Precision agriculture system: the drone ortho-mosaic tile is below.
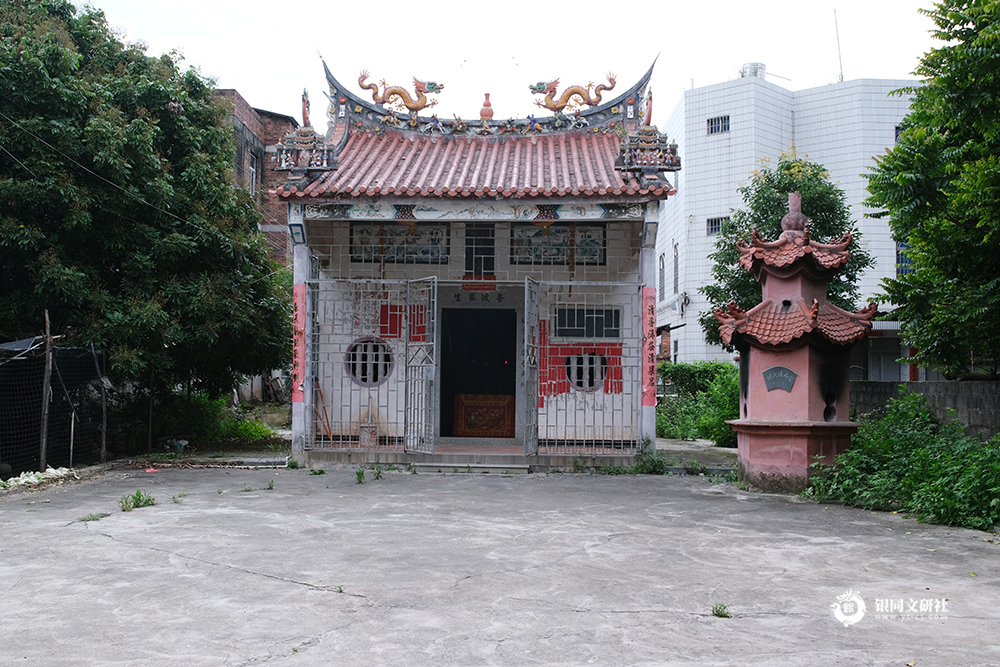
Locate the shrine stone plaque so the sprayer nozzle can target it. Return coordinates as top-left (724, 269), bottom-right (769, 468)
top-left (762, 366), bottom-right (797, 392)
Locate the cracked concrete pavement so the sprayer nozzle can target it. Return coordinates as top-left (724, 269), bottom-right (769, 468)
top-left (1, 466), bottom-right (998, 666)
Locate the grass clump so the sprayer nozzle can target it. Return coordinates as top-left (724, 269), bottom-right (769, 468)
top-left (807, 391), bottom-right (1000, 531)
top-left (119, 489), bottom-right (156, 512)
top-left (79, 513), bottom-right (110, 522)
top-left (711, 603), bottom-right (732, 618)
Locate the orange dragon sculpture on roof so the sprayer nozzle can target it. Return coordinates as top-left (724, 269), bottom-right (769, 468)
top-left (529, 72), bottom-right (616, 112)
top-left (358, 70), bottom-right (444, 112)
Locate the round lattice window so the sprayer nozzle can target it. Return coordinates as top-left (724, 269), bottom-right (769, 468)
top-left (565, 354), bottom-right (607, 391)
top-left (346, 339), bottom-right (393, 386)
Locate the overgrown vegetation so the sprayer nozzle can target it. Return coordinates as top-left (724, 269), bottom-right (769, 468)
top-left (807, 391), bottom-right (1000, 531)
top-left (598, 449), bottom-right (676, 476)
top-left (656, 361), bottom-right (739, 447)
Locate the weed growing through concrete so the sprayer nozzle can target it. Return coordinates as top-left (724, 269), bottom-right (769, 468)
top-left (310, 469), bottom-right (325, 475)
top-left (119, 490), bottom-right (156, 512)
top-left (356, 468), bottom-right (365, 484)
top-left (217, 489), bottom-right (223, 494)
top-left (263, 480), bottom-right (274, 491)
top-left (711, 603), bottom-right (732, 618)
top-left (240, 485), bottom-right (253, 492)
top-left (684, 460), bottom-right (708, 476)
top-left (372, 464), bottom-right (383, 480)
top-left (286, 459), bottom-right (300, 469)
top-left (79, 513), bottom-right (110, 522)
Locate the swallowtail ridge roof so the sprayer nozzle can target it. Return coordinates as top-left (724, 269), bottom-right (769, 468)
top-left (274, 60), bottom-right (678, 202)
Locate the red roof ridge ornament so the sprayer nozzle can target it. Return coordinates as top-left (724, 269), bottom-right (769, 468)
top-left (358, 70), bottom-right (444, 113)
top-left (529, 72), bottom-right (616, 112)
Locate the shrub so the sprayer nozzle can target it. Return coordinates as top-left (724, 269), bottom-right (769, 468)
top-left (696, 365), bottom-right (739, 448)
top-left (808, 391), bottom-right (1000, 531)
top-left (656, 361), bottom-right (739, 447)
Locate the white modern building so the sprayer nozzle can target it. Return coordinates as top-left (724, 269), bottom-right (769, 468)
top-left (656, 65), bottom-right (919, 380)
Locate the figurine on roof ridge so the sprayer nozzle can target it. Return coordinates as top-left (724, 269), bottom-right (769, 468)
top-left (530, 72), bottom-right (616, 112)
top-left (358, 70), bottom-right (444, 113)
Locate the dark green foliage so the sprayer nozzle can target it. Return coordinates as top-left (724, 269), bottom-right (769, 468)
top-left (696, 367), bottom-right (739, 448)
top-left (0, 1), bottom-right (290, 396)
top-left (865, 2), bottom-right (1000, 377)
top-left (150, 392), bottom-right (275, 444)
top-left (659, 360), bottom-right (735, 395)
top-left (655, 361), bottom-right (739, 446)
top-left (597, 449), bottom-right (675, 475)
top-left (808, 391), bottom-right (1000, 531)
top-left (699, 150), bottom-right (874, 349)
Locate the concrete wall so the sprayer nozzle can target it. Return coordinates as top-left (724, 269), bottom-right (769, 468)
top-left (851, 381), bottom-right (1000, 439)
top-left (657, 75), bottom-right (915, 365)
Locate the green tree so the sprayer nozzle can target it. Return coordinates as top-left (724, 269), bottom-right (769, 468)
top-left (0, 0), bottom-right (290, 395)
top-left (699, 149), bottom-right (875, 348)
top-left (865, 0), bottom-right (1000, 378)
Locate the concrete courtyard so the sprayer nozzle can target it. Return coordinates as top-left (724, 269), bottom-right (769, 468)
top-left (1, 465), bottom-right (997, 666)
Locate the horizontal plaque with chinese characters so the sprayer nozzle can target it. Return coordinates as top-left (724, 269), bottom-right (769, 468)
top-left (762, 366), bottom-right (797, 392)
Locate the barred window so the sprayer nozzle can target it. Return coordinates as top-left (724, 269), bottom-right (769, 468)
top-left (673, 244), bottom-right (679, 294)
top-left (707, 116), bottom-right (730, 135)
top-left (706, 216), bottom-right (729, 235)
top-left (565, 354), bottom-right (607, 391)
top-left (658, 254), bottom-right (665, 301)
top-left (346, 339), bottom-right (393, 386)
top-left (555, 308), bottom-right (620, 338)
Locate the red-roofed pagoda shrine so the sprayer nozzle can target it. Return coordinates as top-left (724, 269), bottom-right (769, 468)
top-left (715, 193), bottom-right (877, 491)
top-left (274, 61), bottom-right (680, 466)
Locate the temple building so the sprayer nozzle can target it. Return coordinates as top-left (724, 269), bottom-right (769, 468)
top-left (273, 62), bottom-right (680, 464)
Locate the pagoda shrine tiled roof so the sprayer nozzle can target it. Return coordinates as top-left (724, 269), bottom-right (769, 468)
top-left (273, 60), bottom-right (679, 202)
top-left (715, 299), bottom-right (877, 348)
top-left (737, 227), bottom-right (852, 275)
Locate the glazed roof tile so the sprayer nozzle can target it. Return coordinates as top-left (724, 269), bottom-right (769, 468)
top-left (277, 130), bottom-right (672, 200)
top-left (715, 299), bottom-right (875, 348)
top-left (737, 229), bottom-right (852, 274)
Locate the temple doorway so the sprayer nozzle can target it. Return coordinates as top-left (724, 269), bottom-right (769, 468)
top-left (439, 308), bottom-right (517, 438)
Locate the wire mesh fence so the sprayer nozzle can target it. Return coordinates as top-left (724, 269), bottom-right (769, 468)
top-left (0, 340), bottom-right (106, 477)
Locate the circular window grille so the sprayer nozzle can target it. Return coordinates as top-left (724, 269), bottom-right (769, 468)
top-left (346, 339), bottom-right (393, 386)
top-left (565, 354), bottom-right (607, 391)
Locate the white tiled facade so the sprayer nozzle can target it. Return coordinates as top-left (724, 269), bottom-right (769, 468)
top-left (656, 73), bottom-right (915, 366)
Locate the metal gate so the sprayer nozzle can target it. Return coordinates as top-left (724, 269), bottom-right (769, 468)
top-left (305, 278), bottom-right (437, 452)
top-left (523, 278), bottom-right (540, 456)
top-left (404, 277), bottom-right (437, 453)
top-left (536, 283), bottom-right (642, 455)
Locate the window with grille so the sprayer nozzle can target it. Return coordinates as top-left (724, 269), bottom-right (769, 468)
top-left (554, 308), bottom-right (621, 338)
top-left (706, 216), bottom-right (728, 235)
top-left (248, 154), bottom-right (258, 196)
top-left (565, 354), bottom-right (607, 391)
top-left (465, 222), bottom-right (495, 278)
top-left (707, 116), bottom-right (730, 135)
top-left (673, 244), bottom-right (679, 294)
top-left (658, 254), bottom-right (665, 301)
top-left (346, 339), bottom-right (393, 386)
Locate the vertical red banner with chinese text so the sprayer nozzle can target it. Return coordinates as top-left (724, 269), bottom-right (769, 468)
top-left (292, 284), bottom-right (306, 403)
top-left (642, 287), bottom-right (657, 407)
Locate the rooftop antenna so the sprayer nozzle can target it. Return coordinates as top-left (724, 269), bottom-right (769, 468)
top-left (834, 9), bottom-right (845, 82)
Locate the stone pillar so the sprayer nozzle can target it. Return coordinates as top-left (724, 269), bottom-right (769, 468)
top-left (290, 241), bottom-right (311, 466)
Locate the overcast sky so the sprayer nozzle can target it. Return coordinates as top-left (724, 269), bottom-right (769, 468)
top-left (79, 0), bottom-right (939, 129)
